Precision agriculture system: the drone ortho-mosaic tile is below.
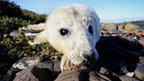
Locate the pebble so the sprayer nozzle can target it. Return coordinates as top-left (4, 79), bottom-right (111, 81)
top-left (134, 63), bottom-right (144, 81)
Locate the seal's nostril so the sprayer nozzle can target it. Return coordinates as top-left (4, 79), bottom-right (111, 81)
top-left (83, 54), bottom-right (91, 61)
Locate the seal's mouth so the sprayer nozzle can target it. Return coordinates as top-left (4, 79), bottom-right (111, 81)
top-left (61, 51), bottom-right (98, 71)
top-left (63, 46), bottom-right (99, 71)
top-left (68, 52), bottom-right (97, 71)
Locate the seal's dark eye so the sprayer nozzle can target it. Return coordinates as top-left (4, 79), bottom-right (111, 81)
top-left (60, 28), bottom-right (69, 36)
top-left (88, 25), bottom-right (93, 35)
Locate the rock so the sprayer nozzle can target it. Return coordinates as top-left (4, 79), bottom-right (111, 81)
top-left (99, 67), bottom-right (109, 74)
top-left (138, 38), bottom-right (144, 46)
top-left (12, 60), bottom-right (113, 81)
top-left (3, 36), bottom-right (144, 81)
top-left (124, 23), bottom-right (139, 31)
top-left (119, 75), bottom-right (139, 81)
top-left (125, 72), bottom-right (134, 77)
top-left (89, 71), bottom-right (111, 81)
top-left (101, 27), bottom-right (144, 44)
top-left (13, 66), bottom-right (59, 81)
top-left (6, 60), bottom-right (60, 81)
top-left (55, 70), bottom-right (83, 81)
top-left (55, 71), bottom-right (111, 81)
top-left (3, 68), bottom-right (20, 81)
top-left (12, 56), bottom-right (42, 69)
top-left (139, 57), bottom-right (144, 64)
top-left (101, 23), bottom-right (118, 31)
top-left (9, 30), bottom-right (19, 37)
top-left (34, 61), bottom-right (61, 72)
top-left (134, 63), bottom-right (144, 80)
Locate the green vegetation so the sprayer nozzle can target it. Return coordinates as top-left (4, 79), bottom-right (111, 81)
top-left (0, 31), bottom-right (58, 75)
top-left (0, 0), bottom-right (56, 59)
top-left (0, 33), bottom-right (57, 59)
top-left (0, 0), bottom-right (56, 75)
top-left (0, 16), bottom-right (31, 37)
top-left (0, 0), bottom-right (51, 59)
top-left (0, 0), bottom-right (46, 38)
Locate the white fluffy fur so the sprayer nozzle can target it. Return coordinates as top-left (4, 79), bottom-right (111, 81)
top-left (29, 4), bottom-right (100, 71)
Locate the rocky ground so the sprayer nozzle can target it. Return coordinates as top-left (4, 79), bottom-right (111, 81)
top-left (1, 28), bottom-right (143, 81)
top-left (0, 23), bottom-right (144, 81)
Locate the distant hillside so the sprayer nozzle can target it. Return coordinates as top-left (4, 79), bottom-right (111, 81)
top-left (128, 20), bottom-right (144, 23)
top-left (0, 0), bottom-right (46, 23)
top-left (0, 0), bottom-right (46, 37)
top-left (129, 20), bottom-right (144, 28)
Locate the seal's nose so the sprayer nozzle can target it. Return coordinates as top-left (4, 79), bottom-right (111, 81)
top-left (81, 51), bottom-right (96, 62)
top-left (83, 54), bottom-right (91, 62)
top-left (80, 52), bottom-right (96, 70)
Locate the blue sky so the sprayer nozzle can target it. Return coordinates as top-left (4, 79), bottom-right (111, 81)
top-left (10, 0), bottom-right (144, 23)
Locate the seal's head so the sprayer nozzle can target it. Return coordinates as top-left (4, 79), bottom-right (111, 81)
top-left (34, 4), bottom-right (100, 71)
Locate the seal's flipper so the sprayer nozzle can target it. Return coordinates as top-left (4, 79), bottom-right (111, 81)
top-left (28, 31), bottom-right (48, 45)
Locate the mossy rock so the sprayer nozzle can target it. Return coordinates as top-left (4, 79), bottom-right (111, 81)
top-left (101, 23), bottom-right (118, 31)
top-left (124, 23), bottom-right (138, 30)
